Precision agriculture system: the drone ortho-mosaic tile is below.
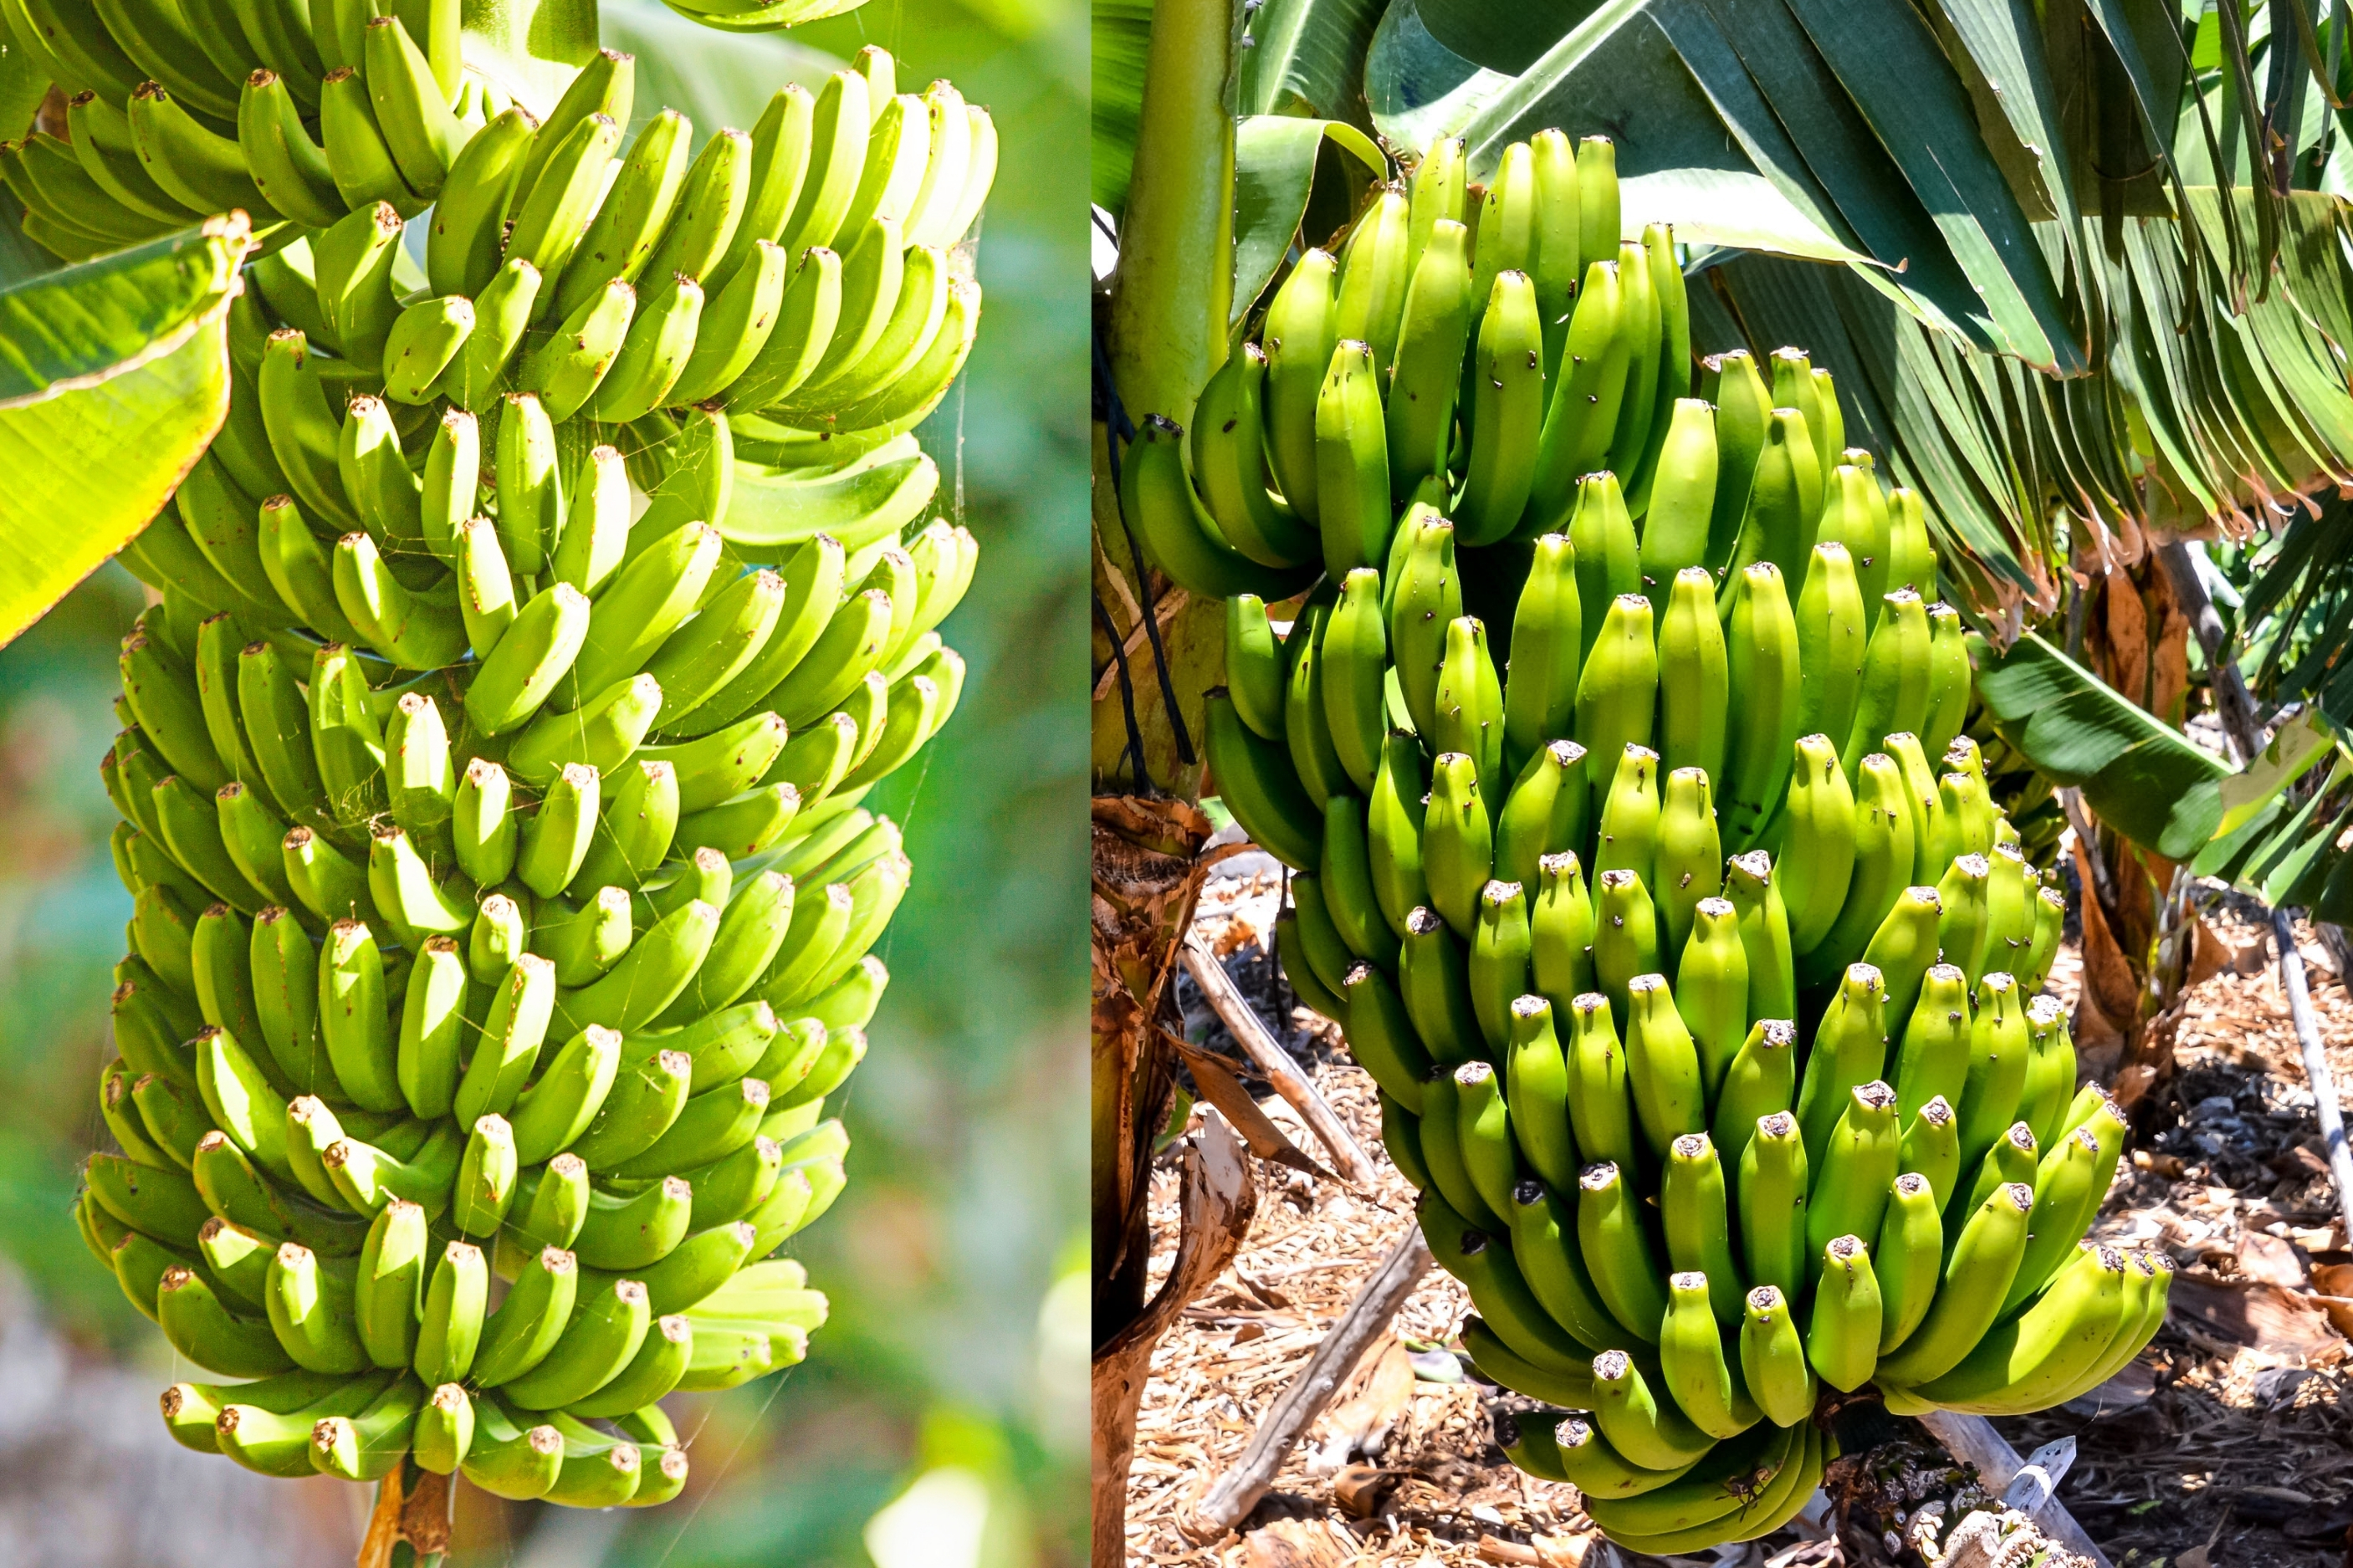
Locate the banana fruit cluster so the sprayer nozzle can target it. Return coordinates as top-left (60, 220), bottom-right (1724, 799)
top-left (226, 45), bottom-right (989, 432)
top-left (0, 0), bottom-right (488, 257)
top-left (1139, 133), bottom-right (2166, 1550)
top-left (83, 39), bottom-right (985, 1513)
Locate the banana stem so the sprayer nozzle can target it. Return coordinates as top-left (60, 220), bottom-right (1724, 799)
top-left (1103, 0), bottom-right (1233, 428)
top-left (358, 1458), bottom-right (453, 1567)
top-left (1827, 1406), bottom-right (2111, 1566)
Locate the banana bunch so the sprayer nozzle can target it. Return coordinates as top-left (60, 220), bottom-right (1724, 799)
top-left (212, 45), bottom-right (989, 437)
top-left (0, 0), bottom-right (495, 258)
top-left (1151, 135), bottom-right (2161, 1551)
top-left (80, 48), bottom-right (984, 1509)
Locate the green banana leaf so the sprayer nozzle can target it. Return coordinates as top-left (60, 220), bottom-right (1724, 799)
top-left (1240, 0), bottom-right (1387, 124)
top-left (1971, 631), bottom-right (2236, 860)
top-left (1368, 0), bottom-right (2087, 367)
top-left (1092, 0), bottom-right (1154, 215)
top-left (1230, 115), bottom-right (1385, 329)
top-left (0, 220), bottom-right (244, 648)
top-left (598, 0), bottom-right (846, 134)
top-left (2215, 706), bottom-right (2337, 837)
top-left (461, 0), bottom-right (605, 116)
top-left (1361, 0), bottom-right (1515, 151)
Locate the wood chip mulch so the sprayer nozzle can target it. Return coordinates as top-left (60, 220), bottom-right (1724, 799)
top-left (1125, 875), bottom-right (2353, 1568)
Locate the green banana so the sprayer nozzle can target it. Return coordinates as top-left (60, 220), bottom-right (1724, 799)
top-left (1638, 400), bottom-right (1717, 577)
top-left (1589, 1347), bottom-right (1714, 1469)
top-left (1574, 596), bottom-right (1657, 820)
top-left (1495, 741), bottom-right (1588, 906)
top-left (1384, 218), bottom-right (1471, 498)
top-left (1806, 1080), bottom-right (1901, 1269)
top-left (1589, 869), bottom-right (1660, 1024)
top-left (1655, 767), bottom-right (1723, 970)
top-left (471, 1243), bottom-right (581, 1387)
top-left (1319, 569), bottom-right (1388, 794)
top-left (1452, 1060), bottom-right (1522, 1223)
top-left (1202, 690), bottom-right (1318, 871)
top-left (1708, 1017), bottom-right (1793, 1175)
top-left (1576, 1162), bottom-right (1668, 1342)
top-left (361, 14), bottom-right (462, 200)
top-left (1921, 603), bottom-right (1972, 759)
top-left (238, 69), bottom-right (344, 227)
top-left (2017, 994), bottom-right (2077, 1152)
top-left (1805, 1233), bottom-right (1881, 1392)
top-left (1776, 733), bottom-right (1857, 956)
top-left (1655, 569), bottom-right (1726, 784)
top-left (1504, 1180), bottom-right (1633, 1353)
top-left (1660, 1132), bottom-right (1742, 1323)
top-left (1735, 1111), bottom-right (1807, 1303)
top-left (1874, 1180), bottom-right (2035, 1387)
top-left (1592, 743), bottom-right (1660, 891)
top-left (1457, 270), bottom-right (1544, 546)
top-left (1418, 1191), bottom-right (1589, 1373)
top-left (427, 106), bottom-right (535, 296)
top-left (1430, 615), bottom-right (1503, 801)
top-left (1841, 590), bottom-right (1933, 779)
top-left (1500, 535), bottom-right (1582, 784)
top-left (1623, 973), bottom-right (1704, 1158)
top-left (1719, 564), bottom-right (1800, 850)
top-left (439, 258), bottom-right (541, 413)
top-left (1523, 261), bottom-right (1629, 534)
top-left (1677, 902), bottom-right (1748, 1102)
top-left (1338, 963), bottom-right (1430, 1112)
top-left (1953, 970), bottom-right (2032, 1178)
top-left (1792, 962), bottom-right (1889, 1167)
top-left (1528, 852), bottom-right (1596, 1019)
top-left (1916, 1244), bottom-right (2133, 1416)
top-left (1567, 473), bottom-right (1640, 656)
top-left (1414, 1070), bottom-right (1496, 1228)
top-left (1312, 339), bottom-right (1393, 575)
top-left (1998, 1122), bottom-right (2105, 1315)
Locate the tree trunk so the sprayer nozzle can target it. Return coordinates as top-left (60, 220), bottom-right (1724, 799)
top-left (2064, 550), bottom-right (2198, 1111)
top-left (1091, 797), bottom-right (1261, 1565)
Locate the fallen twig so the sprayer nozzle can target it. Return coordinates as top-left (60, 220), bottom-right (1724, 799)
top-left (1184, 1228), bottom-right (1434, 1539)
top-left (1180, 931), bottom-right (1378, 1187)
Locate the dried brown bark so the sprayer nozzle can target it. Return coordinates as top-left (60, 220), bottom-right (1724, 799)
top-left (1092, 794), bottom-right (1260, 1566)
top-left (2065, 552), bottom-right (2200, 1109)
top-left (1092, 1112), bottom-right (1256, 1567)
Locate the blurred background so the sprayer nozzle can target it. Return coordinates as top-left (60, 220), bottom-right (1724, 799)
top-left (0, 0), bottom-right (1087, 1560)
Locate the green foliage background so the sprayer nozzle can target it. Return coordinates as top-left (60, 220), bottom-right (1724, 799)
top-left (0, 0), bottom-right (1087, 1558)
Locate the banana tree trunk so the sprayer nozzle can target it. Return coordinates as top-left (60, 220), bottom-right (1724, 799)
top-left (1090, 797), bottom-right (1258, 1565)
top-left (1090, 0), bottom-right (1246, 1555)
top-left (2062, 549), bottom-right (2197, 1110)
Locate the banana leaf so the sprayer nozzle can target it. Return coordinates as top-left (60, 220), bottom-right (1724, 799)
top-left (1231, 115), bottom-right (1384, 329)
top-left (461, 0), bottom-right (605, 116)
top-left (0, 219), bottom-right (245, 647)
top-left (1093, 0), bottom-right (1155, 215)
top-left (600, 0), bottom-right (847, 134)
top-left (1241, 0), bottom-right (1387, 125)
top-left (1971, 631), bottom-right (2235, 859)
